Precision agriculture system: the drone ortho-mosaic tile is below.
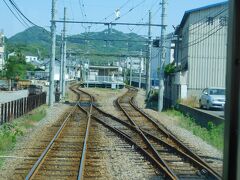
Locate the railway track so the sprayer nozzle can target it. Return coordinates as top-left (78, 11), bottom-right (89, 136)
top-left (116, 87), bottom-right (222, 180)
top-left (23, 106), bottom-right (89, 179)
top-left (21, 85), bottom-right (164, 179)
top-left (74, 87), bottom-right (222, 179)
top-left (20, 84), bottom-right (222, 179)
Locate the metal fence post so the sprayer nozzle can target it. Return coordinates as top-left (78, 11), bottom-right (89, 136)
top-left (4, 103), bottom-right (7, 123)
top-left (1, 104), bottom-right (3, 125)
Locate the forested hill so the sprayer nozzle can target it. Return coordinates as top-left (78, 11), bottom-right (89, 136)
top-left (6, 26), bottom-right (147, 63)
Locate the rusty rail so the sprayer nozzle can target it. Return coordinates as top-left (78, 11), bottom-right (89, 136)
top-left (116, 87), bottom-right (222, 180)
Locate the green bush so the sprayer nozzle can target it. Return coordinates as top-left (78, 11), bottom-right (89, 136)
top-left (165, 109), bottom-right (224, 150)
top-left (0, 106), bottom-right (46, 167)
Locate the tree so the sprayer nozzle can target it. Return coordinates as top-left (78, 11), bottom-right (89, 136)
top-left (5, 52), bottom-right (34, 80)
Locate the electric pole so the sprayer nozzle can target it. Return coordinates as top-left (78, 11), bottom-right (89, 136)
top-left (139, 50), bottom-right (143, 88)
top-left (158, 0), bottom-right (167, 112)
top-left (49, 0), bottom-right (56, 106)
top-left (61, 7), bottom-right (67, 98)
top-left (130, 57), bottom-right (132, 86)
top-left (146, 10), bottom-right (152, 97)
top-left (60, 31), bottom-right (63, 97)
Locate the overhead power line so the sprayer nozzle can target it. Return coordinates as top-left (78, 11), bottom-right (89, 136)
top-left (67, 37), bottom-right (148, 43)
top-left (2, 0), bottom-right (29, 28)
top-left (4, 0), bottom-right (51, 34)
top-left (52, 20), bottom-right (165, 27)
top-left (8, 0), bottom-right (38, 27)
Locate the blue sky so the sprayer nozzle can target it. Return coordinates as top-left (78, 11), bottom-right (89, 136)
top-left (0, 0), bottom-right (226, 38)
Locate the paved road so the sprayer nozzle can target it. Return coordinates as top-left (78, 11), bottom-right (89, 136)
top-left (196, 107), bottom-right (224, 119)
top-left (0, 90), bottom-right (28, 104)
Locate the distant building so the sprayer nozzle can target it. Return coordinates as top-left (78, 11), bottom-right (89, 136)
top-left (173, 1), bottom-right (228, 101)
top-left (25, 55), bottom-right (38, 63)
top-left (84, 65), bottom-right (124, 88)
top-left (125, 57), bottom-right (144, 74)
top-left (7, 52), bottom-right (16, 59)
top-left (0, 33), bottom-right (5, 70)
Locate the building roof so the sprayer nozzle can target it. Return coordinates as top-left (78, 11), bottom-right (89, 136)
top-left (177, 1), bottom-right (228, 31)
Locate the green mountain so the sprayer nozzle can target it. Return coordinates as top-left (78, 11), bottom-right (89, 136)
top-left (6, 26), bottom-right (147, 64)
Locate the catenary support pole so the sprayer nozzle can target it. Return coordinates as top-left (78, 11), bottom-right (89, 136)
top-left (146, 10), bottom-right (152, 97)
top-left (60, 31), bottom-right (63, 97)
top-left (62, 7), bottom-right (67, 98)
top-left (49, 0), bottom-right (56, 106)
top-left (130, 57), bottom-right (132, 86)
top-left (158, 0), bottom-right (167, 112)
top-left (139, 50), bottom-right (143, 89)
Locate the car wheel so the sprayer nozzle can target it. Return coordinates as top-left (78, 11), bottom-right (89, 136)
top-left (199, 100), bottom-right (203, 109)
top-left (206, 102), bottom-right (210, 110)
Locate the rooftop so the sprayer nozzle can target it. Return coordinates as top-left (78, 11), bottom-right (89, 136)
top-left (177, 1), bottom-right (228, 32)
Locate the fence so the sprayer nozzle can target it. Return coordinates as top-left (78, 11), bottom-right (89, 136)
top-left (0, 92), bottom-right (47, 125)
top-left (87, 75), bottom-right (124, 83)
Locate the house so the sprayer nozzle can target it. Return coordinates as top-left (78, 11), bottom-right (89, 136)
top-left (0, 32), bottom-right (4, 71)
top-left (172, 1), bottom-right (228, 102)
top-left (25, 55), bottom-right (38, 63)
top-left (27, 59), bottom-right (71, 81)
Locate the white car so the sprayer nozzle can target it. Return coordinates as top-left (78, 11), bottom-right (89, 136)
top-left (199, 87), bottom-right (225, 110)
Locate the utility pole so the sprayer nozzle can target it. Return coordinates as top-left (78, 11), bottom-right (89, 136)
top-left (146, 10), bottom-right (152, 97)
top-left (86, 59), bottom-right (89, 88)
top-left (61, 7), bottom-right (67, 98)
top-left (49, 0), bottom-right (56, 106)
top-left (60, 31), bottom-right (63, 97)
top-left (130, 57), bottom-right (132, 86)
top-left (158, 0), bottom-right (167, 112)
top-left (139, 50), bottom-right (143, 88)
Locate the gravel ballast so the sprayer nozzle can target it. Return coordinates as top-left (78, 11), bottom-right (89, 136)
top-left (83, 87), bottom-right (223, 174)
top-left (134, 88), bottom-right (223, 173)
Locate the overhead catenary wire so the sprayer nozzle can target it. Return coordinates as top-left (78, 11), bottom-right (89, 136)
top-left (2, 0), bottom-right (29, 28)
top-left (6, 0), bottom-right (51, 35)
top-left (8, 0), bottom-right (39, 27)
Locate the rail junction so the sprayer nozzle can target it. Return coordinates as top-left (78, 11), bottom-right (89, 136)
top-left (12, 84), bottom-right (222, 180)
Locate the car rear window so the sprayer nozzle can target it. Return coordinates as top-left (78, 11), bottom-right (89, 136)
top-left (209, 89), bottom-right (225, 95)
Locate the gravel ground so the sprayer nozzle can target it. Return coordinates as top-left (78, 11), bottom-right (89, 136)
top-left (0, 103), bottom-right (71, 179)
top-left (0, 90), bottom-right (28, 103)
top-left (134, 89), bottom-right (223, 172)
top-left (86, 120), bottom-right (160, 180)
top-left (83, 87), bottom-right (128, 120)
top-left (83, 87), bottom-right (223, 174)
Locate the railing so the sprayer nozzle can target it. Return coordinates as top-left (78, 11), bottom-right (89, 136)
top-left (86, 75), bottom-right (124, 83)
top-left (0, 92), bottom-right (47, 125)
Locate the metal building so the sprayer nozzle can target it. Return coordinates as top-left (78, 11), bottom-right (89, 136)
top-left (174, 1), bottom-right (228, 98)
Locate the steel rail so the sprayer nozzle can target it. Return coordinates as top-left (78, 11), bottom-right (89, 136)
top-left (116, 96), bottom-right (179, 180)
top-left (73, 89), bottom-right (178, 180)
top-left (119, 87), bottom-right (222, 179)
top-left (77, 105), bottom-right (92, 180)
top-left (25, 105), bottom-right (77, 180)
top-left (92, 102), bottom-right (221, 177)
top-left (129, 95), bottom-right (222, 179)
top-left (70, 84), bottom-right (93, 180)
top-left (77, 104), bottom-right (176, 179)
top-left (75, 86), bottom-right (222, 179)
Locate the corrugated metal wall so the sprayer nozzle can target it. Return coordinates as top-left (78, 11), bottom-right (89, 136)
top-left (184, 4), bottom-right (228, 92)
